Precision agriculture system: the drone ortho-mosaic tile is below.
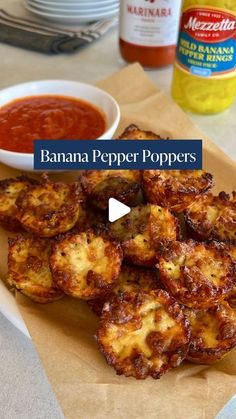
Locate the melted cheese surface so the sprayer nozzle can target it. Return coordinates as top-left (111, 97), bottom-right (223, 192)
top-left (0, 181), bottom-right (27, 214)
top-left (111, 300), bottom-right (179, 360)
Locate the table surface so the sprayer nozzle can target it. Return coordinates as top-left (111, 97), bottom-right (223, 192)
top-left (0, 21), bottom-right (236, 419)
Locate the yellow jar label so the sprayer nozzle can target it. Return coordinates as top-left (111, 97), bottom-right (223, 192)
top-left (176, 6), bottom-right (236, 78)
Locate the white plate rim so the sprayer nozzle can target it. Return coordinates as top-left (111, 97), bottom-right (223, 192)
top-left (27, 2), bottom-right (119, 14)
top-left (0, 281), bottom-right (30, 338)
top-left (24, 2), bottom-right (119, 19)
top-left (33, 0), bottom-right (117, 3)
top-left (29, 0), bottom-right (118, 6)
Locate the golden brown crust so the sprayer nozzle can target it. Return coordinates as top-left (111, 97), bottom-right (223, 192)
top-left (8, 235), bottom-right (63, 303)
top-left (185, 192), bottom-right (236, 243)
top-left (88, 265), bottom-right (161, 316)
top-left (118, 124), bottom-right (162, 140)
top-left (143, 170), bottom-right (213, 212)
top-left (109, 204), bottom-right (179, 267)
top-left (16, 174), bottom-right (82, 237)
top-left (75, 202), bottom-right (108, 236)
top-left (50, 231), bottom-right (123, 299)
top-left (97, 290), bottom-right (190, 379)
top-left (223, 245), bottom-right (236, 308)
top-left (0, 176), bottom-right (38, 232)
top-left (158, 240), bottom-right (235, 309)
top-left (185, 303), bottom-right (236, 364)
top-left (80, 170), bottom-right (142, 210)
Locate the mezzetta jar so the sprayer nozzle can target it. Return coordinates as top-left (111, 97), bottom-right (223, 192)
top-left (119, 0), bottom-right (182, 68)
top-left (171, 0), bottom-right (236, 114)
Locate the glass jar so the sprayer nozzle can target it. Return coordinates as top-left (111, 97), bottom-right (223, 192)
top-left (171, 0), bottom-right (236, 114)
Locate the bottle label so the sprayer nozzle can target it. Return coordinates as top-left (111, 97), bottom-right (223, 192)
top-left (119, 0), bottom-right (182, 47)
top-left (176, 6), bottom-right (236, 78)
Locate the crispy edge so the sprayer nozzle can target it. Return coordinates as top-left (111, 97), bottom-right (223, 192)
top-left (80, 170), bottom-right (142, 210)
top-left (185, 303), bottom-right (236, 364)
top-left (96, 290), bottom-right (190, 379)
top-left (185, 191), bottom-right (236, 243)
top-left (158, 240), bottom-right (235, 309)
top-left (0, 175), bottom-right (38, 232)
top-left (118, 124), bottom-right (163, 140)
top-left (222, 244), bottom-right (236, 308)
top-left (109, 204), bottom-right (179, 267)
top-left (16, 175), bottom-right (83, 237)
top-left (142, 170), bottom-right (213, 212)
top-left (50, 231), bottom-right (123, 299)
top-left (8, 234), bottom-right (63, 303)
top-left (88, 265), bottom-right (162, 316)
top-left (75, 202), bottom-right (109, 236)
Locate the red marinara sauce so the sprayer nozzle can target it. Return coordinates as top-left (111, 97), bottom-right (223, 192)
top-left (0, 95), bottom-right (106, 153)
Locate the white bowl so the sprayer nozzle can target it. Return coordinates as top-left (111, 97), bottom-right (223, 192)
top-left (0, 80), bottom-right (120, 172)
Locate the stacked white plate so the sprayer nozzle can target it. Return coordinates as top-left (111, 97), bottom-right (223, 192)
top-left (24, 0), bottom-right (119, 24)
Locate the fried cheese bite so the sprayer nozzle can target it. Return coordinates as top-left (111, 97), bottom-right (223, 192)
top-left (97, 290), bottom-right (190, 379)
top-left (16, 174), bottom-right (82, 237)
top-left (50, 231), bottom-right (123, 299)
top-left (8, 235), bottom-right (63, 303)
top-left (185, 192), bottom-right (236, 243)
top-left (118, 124), bottom-right (162, 140)
top-left (109, 204), bottom-right (178, 267)
top-left (88, 265), bottom-right (161, 316)
top-left (143, 170), bottom-right (213, 212)
top-left (185, 303), bottom-right (236, 364)
top-left (224, 245), bottom-right (236, 308)
top-left (76, 202), bottom-right (108, 235)
top-left (80, 170), bottom-right (142, 210)
top-left (158, 241), bottom-right (235, 309)
top-left (0, 176), bottom-right (37, 232)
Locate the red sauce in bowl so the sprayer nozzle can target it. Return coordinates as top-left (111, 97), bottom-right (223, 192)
top-left (0, 95), bottom-right (106, 153)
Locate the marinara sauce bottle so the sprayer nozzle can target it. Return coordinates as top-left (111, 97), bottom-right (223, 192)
top-left (119, 0), bottom-right (182, 68)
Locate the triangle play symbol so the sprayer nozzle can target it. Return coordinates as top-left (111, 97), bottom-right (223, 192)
top-left (108, 198), bottom-right (131, 223)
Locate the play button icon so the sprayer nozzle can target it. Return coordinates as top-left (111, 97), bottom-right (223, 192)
top-left (108, 198), bottom-right (131, 223)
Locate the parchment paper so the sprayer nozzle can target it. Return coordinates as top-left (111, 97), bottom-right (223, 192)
top-left (0, 63), bottom-right (236, 419)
